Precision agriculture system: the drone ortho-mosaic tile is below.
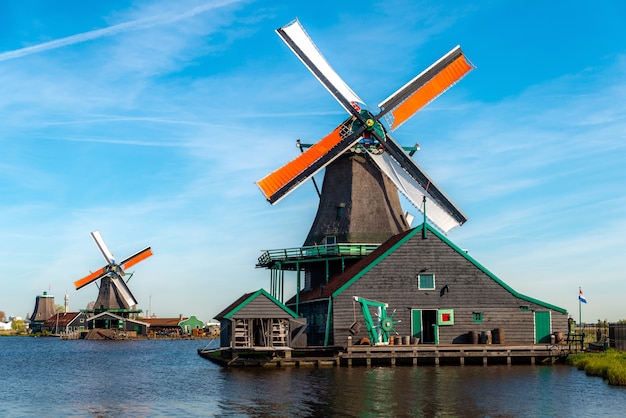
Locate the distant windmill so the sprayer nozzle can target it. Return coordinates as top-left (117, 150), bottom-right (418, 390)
top-left (73, 231), bottom-right (152, 314)
top-left (256, 19), bottom-right (474, 242)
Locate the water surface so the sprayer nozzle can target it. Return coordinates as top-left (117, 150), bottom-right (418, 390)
top-left (1, 338), bottom-right (624, 417)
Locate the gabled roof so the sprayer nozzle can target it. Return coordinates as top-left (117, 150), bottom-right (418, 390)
top-left (41, 312), bottom-right (83, 327)
top-left (291, 223), bottom-right (567, 313)
top-left (142, 317), bottom-right (186, 327)
top-left (215, 288), bottom-right (299, 319)
top-left (89, 311), bottom-right (149, 326)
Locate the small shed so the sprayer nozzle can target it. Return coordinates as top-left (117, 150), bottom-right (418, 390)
top-left (215, 288), bottom-right (305, 349)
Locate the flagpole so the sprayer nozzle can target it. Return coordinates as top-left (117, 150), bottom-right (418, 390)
top-left (578, 286), bottom-right (582, 337)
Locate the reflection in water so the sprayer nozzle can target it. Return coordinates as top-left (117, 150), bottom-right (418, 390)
top-left (2, 338), bottom-right (625, 417)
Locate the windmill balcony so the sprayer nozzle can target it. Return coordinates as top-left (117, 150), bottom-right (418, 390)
top-left (257, 243), bottom-right (380, 269)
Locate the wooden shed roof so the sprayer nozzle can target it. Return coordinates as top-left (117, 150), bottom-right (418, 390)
top-left (89, 311), bottom-right (150, 326)
top-left (215, 288), bottom-right (299, 320)
top-left (142, 317), bottom-right (186, 327)
top-left (41, 312), bottom-right (83, 327)
top-left (290, 223), bottom-right (567, 313)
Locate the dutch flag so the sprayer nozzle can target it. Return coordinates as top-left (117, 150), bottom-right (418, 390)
top-left (579, 288), bottom-right (587, 304)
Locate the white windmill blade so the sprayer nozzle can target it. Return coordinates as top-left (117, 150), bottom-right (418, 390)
top-left (277, 18), bottom-right (364, 114)
top-left (91, 230), bottom-right (116, 264)
top-left (109, 275), bottom-right (138, 308)
top-left (368, 151), bottom-right (464, 234)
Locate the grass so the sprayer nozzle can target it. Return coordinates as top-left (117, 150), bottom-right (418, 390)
top-left (567, 349), bottom-right (626, 386)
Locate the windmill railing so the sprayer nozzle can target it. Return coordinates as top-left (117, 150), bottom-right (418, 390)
top-left (257, 243), bottom-right (380, 266)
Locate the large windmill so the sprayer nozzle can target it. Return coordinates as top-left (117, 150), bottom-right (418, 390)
top-left (257, 19), bottom-right (474, 246)
top-left (74, 231), bottom-right (152, 315)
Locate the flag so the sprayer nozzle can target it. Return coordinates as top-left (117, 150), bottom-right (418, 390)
top-left (579, 288), bottom-right (587, 303)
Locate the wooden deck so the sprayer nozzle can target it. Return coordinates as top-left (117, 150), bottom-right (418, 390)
top-left (342, 343), bottom-right (570, 367)
top-left (198, 343), bottom-right (573, 368)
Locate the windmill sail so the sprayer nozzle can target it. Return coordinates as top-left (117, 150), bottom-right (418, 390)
top-left (91, 230), bottom-right (116, 264)
top-left (277, 18), bottom-right (364, 113)
top-left (368, 151), bottom-right (464, 233)
top-left (378, 45), bottom-right (474, 131)
top-left (256, 120), bottom-right (365, 204)
top-left (381, 135), bottom-right (467, 227)
top-left (109, 275), bottom-right (138, 308)
top-left (261, 19), bottom-right (472, 233)
top-left (74, 267), bottom-right (107, 290)
top-left (120, 247), bottom-right (153, 270)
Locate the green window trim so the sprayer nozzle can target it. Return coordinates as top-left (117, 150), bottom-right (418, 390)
top-left (472, 312), bottom-right (483, 322)
top-left (418, 273), bottom-right (435, 290)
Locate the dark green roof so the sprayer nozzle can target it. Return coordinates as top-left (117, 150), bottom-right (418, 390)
top-left (216, 288), bottom-right (299, 319)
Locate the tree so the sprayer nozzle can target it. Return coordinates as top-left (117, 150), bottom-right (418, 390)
top-left (11, 319), bottom-right (25, 332)
top-left (0, 310), bottom-right (6, 322)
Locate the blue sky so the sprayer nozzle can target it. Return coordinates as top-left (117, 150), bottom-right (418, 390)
top-left (1, 1), bottom-right (625, 323)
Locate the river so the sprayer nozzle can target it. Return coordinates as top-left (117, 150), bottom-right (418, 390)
top-left (1, 337), bottom-right (624, 417)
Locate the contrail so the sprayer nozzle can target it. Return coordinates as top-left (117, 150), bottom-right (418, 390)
top-left (0, 0), bottom-right (240, 62)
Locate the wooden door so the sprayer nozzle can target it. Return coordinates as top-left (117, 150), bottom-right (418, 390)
top-left (535, 311), bottom-right (551, 343)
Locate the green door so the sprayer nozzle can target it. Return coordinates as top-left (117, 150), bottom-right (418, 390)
top-left (411, 309), bottom-right (422, 342)
top-left (535, 311), bottom-right (551, 343)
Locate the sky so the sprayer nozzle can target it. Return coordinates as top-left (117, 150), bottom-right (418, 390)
top-left (1, 1), bottom-right (625, 324)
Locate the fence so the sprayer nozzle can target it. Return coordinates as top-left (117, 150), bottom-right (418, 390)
top-left (609, 324), bottom-right (626, 351)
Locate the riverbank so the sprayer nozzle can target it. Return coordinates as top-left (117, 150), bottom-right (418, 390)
top-left (566, 349), bottom-right (626, 386)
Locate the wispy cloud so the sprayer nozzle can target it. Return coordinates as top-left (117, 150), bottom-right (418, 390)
top-left (0, 0), bottom-right (242, 62)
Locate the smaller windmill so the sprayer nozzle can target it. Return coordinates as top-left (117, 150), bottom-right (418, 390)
top-left (74, 231), bottom-right (152, 315)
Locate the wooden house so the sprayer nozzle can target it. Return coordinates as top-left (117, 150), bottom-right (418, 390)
top-left (87, 311), bottom-right (149, 336)
top-left (41, 312), bottom-right (87, 334)
top-left (215, 289), bottom-right (306, 349)
top-left (287, 223), bottom-right (568, 347)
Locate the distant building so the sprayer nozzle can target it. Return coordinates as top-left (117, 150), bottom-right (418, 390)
top-left (29, 292), bottom-right (56, 333)
top-left (87, 311), bottom-right (149, 336)
top-left (142, 315), bottom-right (205, 336)
top-left (41, 312), bottom-right (87, 334)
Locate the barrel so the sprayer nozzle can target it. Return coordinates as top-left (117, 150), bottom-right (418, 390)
top-left (469, 331), bottom-right (479, 344)
top-left (403, 336), bottom-right (411, 345)
top-left (493, 328), bottom-right (505, 344)
top-left (554, 331), bottom-right (563, 343)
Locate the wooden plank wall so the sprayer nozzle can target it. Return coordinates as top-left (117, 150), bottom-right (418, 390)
top-left (331, 232), bottom-right (568, 345)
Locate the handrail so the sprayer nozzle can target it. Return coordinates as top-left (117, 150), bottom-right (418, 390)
top-left (258, 243), bottom-right (380, 265)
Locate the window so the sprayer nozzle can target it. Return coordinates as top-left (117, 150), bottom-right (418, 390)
top-left (336, 203), bottom-right (346, 219)
top-left (519, 305), bottom-right (530, 312)
top-left (418, 274), bottom-right (435, 290)
top-left (324, 236), bottom-right (337, 245)
top-left (472, 312), bottom-right (483, 322)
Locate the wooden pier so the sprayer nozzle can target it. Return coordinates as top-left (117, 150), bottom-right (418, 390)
top-left (199, 343), bottom-right (572, 368)
top-left (341, 343), bottom-right (569, 367)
